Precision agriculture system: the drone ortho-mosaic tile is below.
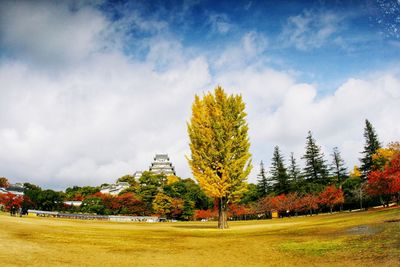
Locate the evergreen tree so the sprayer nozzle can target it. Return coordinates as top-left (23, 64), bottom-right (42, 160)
top-left (301, 131), bottom-right (329, 186)
top-left (330, 147), bottom-right (348, 188)
top-left (257, 161), bottom-right (269, 197)
top-left (270, 146), bottom-right (290, 194)
top-left (288, 152), bottom-right (301, 189)
top-left (360, 119), bottom-right (381, 180)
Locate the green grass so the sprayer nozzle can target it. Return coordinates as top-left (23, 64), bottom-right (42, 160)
top-left (0, 208), bottom-right (399, 266)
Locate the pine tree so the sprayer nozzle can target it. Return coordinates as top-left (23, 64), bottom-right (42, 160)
top-left (330, 147), bottom-right (348, 188)
top-left (187, 86), bottom-right (252, 229)
top-left (301, 131), bottom-right (329, 186)
top-left (360, 119), bottom-right (381, 180)
top-left (288, 152), bottom-right (301, 189)
top-left (270, 146), bottom-right (290, 195)
top-left (257, 161), bottom-right (269, 197)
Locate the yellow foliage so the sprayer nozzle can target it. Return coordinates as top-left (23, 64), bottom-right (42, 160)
top-left (166, 175), bottom-right (180, 185)
top-left (372, 142), bottom-right (400, 169)
top-left (187, 86), bottom-right (252, 200)
top-left (372, 148), bottom-right (395, 162)
top-left (349, 165), bottom-right (361, 178)
top-left (152, 192), bottom-right (173, 216)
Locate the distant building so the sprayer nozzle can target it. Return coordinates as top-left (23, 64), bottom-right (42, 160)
top-left (0, 183), bottom-right (24, 196)
top-left (133, 171), bottom-right (143, 180)
top-left (0, 188), bottom-right (8, 194)
top-left (63, 201), bottom-right (83, 207)
top-left (149, 154), bottom-right (176, 176)
top-left (100, 182), bottom-right (130, 195)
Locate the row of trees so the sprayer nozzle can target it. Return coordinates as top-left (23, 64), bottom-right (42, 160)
top-left (195, 185), bottom-right (344, 221)
top-left (257, 185), bottom-right (344, 216)
top-left (1, 87), bottom-right (399, 229)
top-left (256, 119), bottom-right (400, 211)
top-left (0, 172), bottom-right (214, 220)
top-left (257, 131), bottom-right (350, 197)
top-left (0, 120), bottom-right (398, 222)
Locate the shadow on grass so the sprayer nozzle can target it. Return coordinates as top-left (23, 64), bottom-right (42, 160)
top-left (172, 225), bottom-right (218, 230)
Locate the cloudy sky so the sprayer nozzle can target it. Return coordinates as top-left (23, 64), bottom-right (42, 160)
top-left (0, 0), bottom-right (399, 190)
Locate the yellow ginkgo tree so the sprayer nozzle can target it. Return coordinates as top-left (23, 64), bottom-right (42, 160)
top-left (187, 86), bottom-right (252, 229)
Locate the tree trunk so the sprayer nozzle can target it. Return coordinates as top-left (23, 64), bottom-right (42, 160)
top-left (217, 197), bottom-right (229, 229)
top-left (330, 206), bottom-right (333, 213)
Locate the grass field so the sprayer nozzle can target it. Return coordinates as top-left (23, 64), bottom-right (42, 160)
top-left (0, 208), bottom-right (399, 267)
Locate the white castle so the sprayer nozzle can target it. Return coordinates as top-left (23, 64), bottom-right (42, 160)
top-left (148, 154), bottom-right (176, 176)
top-left (100, 182), bottom-right (130, 196)
top-left (101, 154), bottom-right (176, 195)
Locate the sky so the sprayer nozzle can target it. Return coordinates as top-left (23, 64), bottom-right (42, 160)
top-left (0, 0), bottom-right (399, 190)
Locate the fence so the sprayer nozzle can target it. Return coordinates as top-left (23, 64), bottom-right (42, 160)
top-left (28, 210), bottom-right (159, 222)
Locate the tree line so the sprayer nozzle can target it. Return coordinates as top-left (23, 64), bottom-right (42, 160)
top-left (1, 88), bottom-right (399, 226)
top-left (254, 119), bottom-right (400, 217)
top-left (0, 172), bottom-right (214, 220)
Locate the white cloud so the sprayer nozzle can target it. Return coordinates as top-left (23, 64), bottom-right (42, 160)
top-left (280, 10), bottom-right (345, 50)
top-left (0, 1), bottom-right (108, 66)
top-left (0, 2), bottom-right (399, 190)
top-left (214, 31), bottom-right (268, 70)
top-left (247, 71), bottom-right (400, 176)
top-left (0, 51), bottom-right (211, 189)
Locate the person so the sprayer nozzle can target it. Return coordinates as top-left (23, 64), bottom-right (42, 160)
top-left (10, 206), bottom-right (16, 216)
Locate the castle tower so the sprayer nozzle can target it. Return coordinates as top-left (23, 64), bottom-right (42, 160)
top-left (149, 154), bottom-right (176, 176)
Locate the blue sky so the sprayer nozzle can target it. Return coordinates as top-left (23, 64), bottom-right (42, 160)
top-left (98, 0), bottom-right (399, 90)
top-left (0, 0), bottom-right (399, 189)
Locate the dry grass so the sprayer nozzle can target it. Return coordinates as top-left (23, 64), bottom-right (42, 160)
top-left (1, 207), bottom-right (399, 266)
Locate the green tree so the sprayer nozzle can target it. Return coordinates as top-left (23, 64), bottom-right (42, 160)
top-left (257, 161), bottom-right (269, 197)
top-left (152, 192), bottom-right (184, 219)
top-left (162, 177), bottom-right (211, 219)
top-left (81, 195), bottom-right (105, 214)
top-left (301, 131), bottom-right (329, 188)
top-left (270, 146), bottom-right (290, 195)
top-left (288, 152), bottom-right (301, 191)
top-left (117, 174), bottom-right (137, 186)
top-left (187, 86), bottom-right (252, 229)
top-left (23, 183), bottom-right (42, 209)
top-left (360, 119), bottom-right (381, 180)
top-left (137, 171), bottom-right (164, 212)
top-left (65, 186), bottom-right (100, 200)
top-left (37, 189), bottom-right (64, 211)
top-left (180, 178), bottom-right (213, 210)
top-left (330, 147), bottom-right (348, 188)
top-left (240, 183), bottom-right (260, 204)
top-left (180, 198), bottom-right (195, 220)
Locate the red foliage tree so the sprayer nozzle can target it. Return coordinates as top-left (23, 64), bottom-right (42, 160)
top-left (0, 177), bottom-right (9, 188)
top-left (367, 153), bottom-right (400, 205)
top-left (229, 204), bottom-right (255, 220)
top-left (271, 194), bottom-right (288, 214)
top-left (318, 185), bottom-right (344, 213)
top-left (194, 209), bottom-right (216, 220)
top-left (0, 192), bottom-right (23, 214)
top-left (73, 194), bottom-right (84, 201)
top-left (115, 193), bottom-right (147, 215)
top-left (170, 198), bottom-right (185, 219)
top-left (285, 193), bottom-right (301, 215)
top-left (299, 194), bottom-right (319, 215)
top-left (256, 196), bottom-right (274, 218)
